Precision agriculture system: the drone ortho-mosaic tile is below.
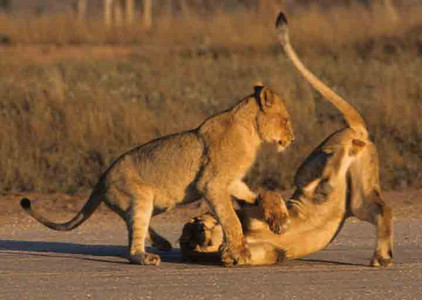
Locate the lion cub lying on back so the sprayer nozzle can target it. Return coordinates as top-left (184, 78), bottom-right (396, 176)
top-left (179, 12), bottom-right (393, 267)
top-left (21, 84), bottom-right (294, 266)
top-left (180, 191), bottom-right (290, 265)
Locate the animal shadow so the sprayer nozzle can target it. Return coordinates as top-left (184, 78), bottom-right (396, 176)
top-left (0, 239), bottom-right (186, 265)
top-left (0, 240), bottom-right (367, 267)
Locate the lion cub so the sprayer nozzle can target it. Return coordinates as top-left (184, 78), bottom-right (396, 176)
top-left (21, 85), bottom-right (294, 266)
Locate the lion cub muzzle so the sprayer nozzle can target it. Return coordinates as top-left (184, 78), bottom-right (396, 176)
top-left (275, 138), bottom-right (293, 152)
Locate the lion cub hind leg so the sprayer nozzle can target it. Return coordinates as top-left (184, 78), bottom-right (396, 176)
top-left (125, 188), bottom-right (161, 266)
top-left (368, 192), bottom-right (394, 267)
top-left (149, 228), bottom-right (172, 251)
top-left (229, 180), bottom-right (258, 204)
top-left (349, 147), bottom-right (393, 267)
top-left (351, 190), bottom-right (393, 267)
top-left (258, 191), bottom-right (290, 234)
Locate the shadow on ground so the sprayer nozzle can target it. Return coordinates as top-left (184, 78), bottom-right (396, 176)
top-left (0, 239), bottom-right (370, 267)
top-left (0, 240), bottom-right (191, 264)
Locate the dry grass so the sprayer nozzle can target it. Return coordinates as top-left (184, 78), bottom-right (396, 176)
top-left (0, 6), bottom-right (421, 192)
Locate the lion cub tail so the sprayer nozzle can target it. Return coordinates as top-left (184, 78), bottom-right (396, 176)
top-left (20, 189), bottom-right (102, 231)
top-left (275, 12), bottom-right (368, 137)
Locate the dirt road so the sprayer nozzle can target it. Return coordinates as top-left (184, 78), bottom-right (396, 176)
top-left (1, 191), bottom-right (422, 299)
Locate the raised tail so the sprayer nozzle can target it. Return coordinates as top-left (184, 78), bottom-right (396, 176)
top-left (275, 12), bottom-right (368, 136)
top-left (20, 190), bottom-right (102, 231)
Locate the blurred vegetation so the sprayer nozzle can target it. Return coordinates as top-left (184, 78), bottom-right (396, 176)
top-left (0, 3), bottom-right (421, 193)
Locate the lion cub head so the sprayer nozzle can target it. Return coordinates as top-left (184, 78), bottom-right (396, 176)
top-left (179, 214), bottom-right (223, 253)
top-left (254, 85), bottom-right (294, 152)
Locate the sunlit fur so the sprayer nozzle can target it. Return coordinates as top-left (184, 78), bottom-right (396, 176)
top-left (179, 12), bottom-right (393, 267)
top-left (20, 85), bottom-right (294, 266)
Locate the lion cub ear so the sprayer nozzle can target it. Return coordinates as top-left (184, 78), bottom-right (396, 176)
top-left (350, 139), bottom-right (366, 156)
top-left (255, 86), bottom-right (275, 112)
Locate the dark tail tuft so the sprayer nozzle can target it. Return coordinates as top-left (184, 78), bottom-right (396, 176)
top-left (20, 198), bottom-right (31, 210)
top-left (276, 248), bottom-right (287, 263)
top-left (275, 12), bottom-right (288, 29)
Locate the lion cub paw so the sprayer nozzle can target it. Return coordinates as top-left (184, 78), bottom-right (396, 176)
top-left (265, 208), bottom-right (290, 235)
top-left (259, 191), bottom-right (290, 234)
top-left (129, 253), bottom-right (161, 266)
top-left (220, 241), bottom-right (251, 267)
top-left (370, 255), bottom-right (393, 267)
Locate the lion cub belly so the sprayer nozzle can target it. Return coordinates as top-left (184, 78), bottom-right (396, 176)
top-left (243, 203), bottom-right (345, 259)
top-left (136, 132), bottom-right (204, 209)
top-left (153, 185), bottom-right (202, 210)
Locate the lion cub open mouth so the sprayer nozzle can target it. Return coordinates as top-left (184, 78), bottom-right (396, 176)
top-left (275, 140), bottom-right (287, 152)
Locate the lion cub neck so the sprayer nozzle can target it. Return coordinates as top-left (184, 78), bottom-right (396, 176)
top-left (199, 95), bottom-right (262, 150)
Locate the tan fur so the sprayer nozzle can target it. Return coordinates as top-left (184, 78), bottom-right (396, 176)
top-left (179, 13), bottom-right (393, 267)
top-left (257, 191), bottom-right (290, 234)
top-left (20, 85), bottom-right (294, 266)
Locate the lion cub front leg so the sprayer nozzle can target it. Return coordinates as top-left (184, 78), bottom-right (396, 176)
top-left (229, 180), bottom-right (258, 204)
top-left (202, 181), bottom-right (251, 267)
top-left (258, 191), bottom-right (290, 234)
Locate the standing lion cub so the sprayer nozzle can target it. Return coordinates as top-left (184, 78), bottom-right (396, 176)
top-left (21, 85), bottom-right (294, 266)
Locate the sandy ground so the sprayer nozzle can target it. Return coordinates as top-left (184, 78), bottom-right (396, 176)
top-left (1, 190), bottom-right (422, 299)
